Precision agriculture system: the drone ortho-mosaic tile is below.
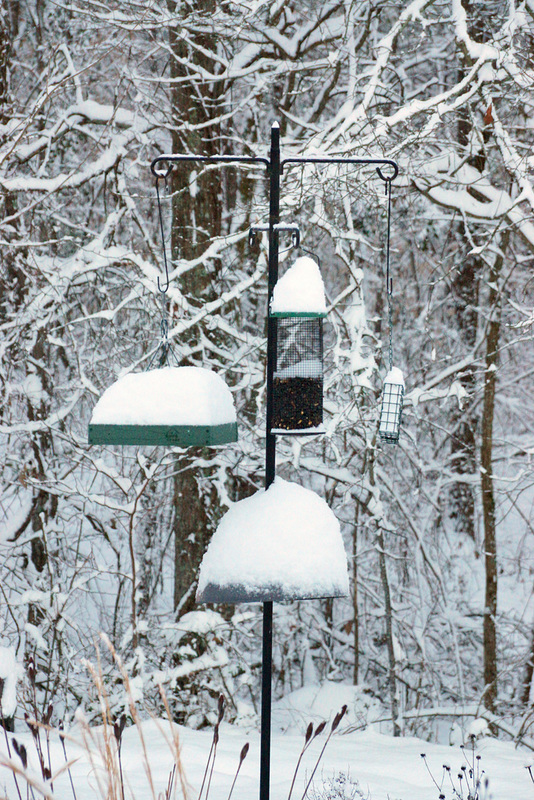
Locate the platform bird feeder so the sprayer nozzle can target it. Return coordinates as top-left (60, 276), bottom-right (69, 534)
top-left (88, 366), bottom-right (238, 447)
top-left (88, 172), bottom-right (238, 449)
top-left (269, 256), bottom-right (326, 435)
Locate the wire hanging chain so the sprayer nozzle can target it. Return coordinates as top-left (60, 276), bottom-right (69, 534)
top-left (149, 175), bottom-right (173, 369)
top-left (156, 176), bottom-right (170, 293)
top-left (384, 176), bottom-right (394, 372)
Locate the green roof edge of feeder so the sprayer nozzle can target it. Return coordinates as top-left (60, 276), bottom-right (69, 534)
top-left (269, 310), bottom-right (327, 318)
top-left (88, 421), bottom-right (238, 447)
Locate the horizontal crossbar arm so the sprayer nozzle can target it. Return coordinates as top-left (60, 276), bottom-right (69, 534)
top-left (151, 153), bottom-right (398, 181)
top-left (281, 156), bottom-right (399, 181)
top-left (151, 153), bottom-right (270, 177)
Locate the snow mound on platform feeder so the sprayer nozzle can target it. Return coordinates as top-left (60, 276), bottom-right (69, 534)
top-left (90, 366), bottom-right (236, 426)
top-left (196, 477), bottom-right (349, 603)
top-left (270, 256), bottom-right (327, 316)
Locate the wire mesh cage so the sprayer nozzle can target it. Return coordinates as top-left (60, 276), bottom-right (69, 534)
top-left (272, 317), bottom-right (323, 432)
top-left (379, 370), bottom-right (404, 444)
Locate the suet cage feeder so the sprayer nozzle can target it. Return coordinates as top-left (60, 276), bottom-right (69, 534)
top-left (379, 368), bottom-right (404, 444)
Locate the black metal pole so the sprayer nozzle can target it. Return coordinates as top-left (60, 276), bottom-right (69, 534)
top-left (260, 121), bottom-right (280, 800)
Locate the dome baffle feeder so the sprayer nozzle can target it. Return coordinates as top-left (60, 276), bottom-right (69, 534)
top-left (196, 477), bottom-right (349, 604)
top-left (269, 256), bottom-right (327, 435)
top-left (88, 366), bottom-right (238, 447)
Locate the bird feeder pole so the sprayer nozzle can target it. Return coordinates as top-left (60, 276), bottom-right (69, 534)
top-left (261, 121), bottom-right (279, 800)
top-left (150, 125), bottom-right (398, 800)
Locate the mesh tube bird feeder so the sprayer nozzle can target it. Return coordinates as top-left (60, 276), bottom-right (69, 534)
top-left (269, 256), bottom-right (326, 434)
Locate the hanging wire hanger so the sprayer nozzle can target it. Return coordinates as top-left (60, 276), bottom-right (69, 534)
top-left (148, 175), bottom-right (178, 370)
top-left (383, 175), bottom-right (394, 372)
top-left (156, 177), bottom-right (170, 293)
top-left (298, 244), bottom-right (321, 270)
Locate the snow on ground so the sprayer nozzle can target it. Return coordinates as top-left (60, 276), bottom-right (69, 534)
top-left (1, 685), bottom-right (533, 800)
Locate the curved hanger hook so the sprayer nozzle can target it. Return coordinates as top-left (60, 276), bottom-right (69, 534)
top-left (155, 177), bottom-right (170, 294)
top-left (299, 245), bottom-right (321, 270)
top-left (376, 163), bottom-right (398, 182)
top-left (152, 160), bottom-right (174, 181)
top-left (157, 274), bottom-right (169, 293)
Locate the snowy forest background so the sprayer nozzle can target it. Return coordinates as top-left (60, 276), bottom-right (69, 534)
top-left (1, 0), bottom-right (534, 746)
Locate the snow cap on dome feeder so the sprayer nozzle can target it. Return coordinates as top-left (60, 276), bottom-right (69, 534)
top-left (379, 367), bottom-right (404, 444)
top-left (196, 477), bottom-right (349, 604)
top-left (269, 256), bottom-right (326, 435)
top-left (88, 366), bottom-right (238, 447)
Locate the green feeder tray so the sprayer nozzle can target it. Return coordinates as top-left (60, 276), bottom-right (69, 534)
top-left (269, 310), bottom-right (326, 318)
top-left (88, 366), bottom-right (238, 448)
top-left (88, 421), bottom-right (237, 447)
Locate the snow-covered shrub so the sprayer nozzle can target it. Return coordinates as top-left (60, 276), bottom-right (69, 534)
top-left (308, 772), bottom-right (370, 800)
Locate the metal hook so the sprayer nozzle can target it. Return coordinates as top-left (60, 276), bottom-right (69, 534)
top-left (299, 245), bottom-right (321, 271)
top-left (376, 163), bottom-right (398, 182)
top-left (153, 161), bottom-right (174, 181)
top-left (156, 177), bottom-right (170, 294)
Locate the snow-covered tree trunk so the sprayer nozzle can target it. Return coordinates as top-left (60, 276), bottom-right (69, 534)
top-left (166, 0), bottom-right (225, 615)
top-left (480, 232), bottom-right (508, 713)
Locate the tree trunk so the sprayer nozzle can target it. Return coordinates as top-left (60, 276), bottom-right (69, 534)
top-left (173, 458), bottom-right (214, 614)
top-left (521, 626), bottom-right (534, 706)
top-left (480, 233), bottom-right (508, 712)
top-left (448, 0), bottom-right (492, 542)
top-left (166, 0), bottom-right (224, 615)
top-left (448, 221), bottom-right (479, 543)
top-left (352, 501), bottom-right (359, 685)
top-left (377, 525), bottom-right (401, 736)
